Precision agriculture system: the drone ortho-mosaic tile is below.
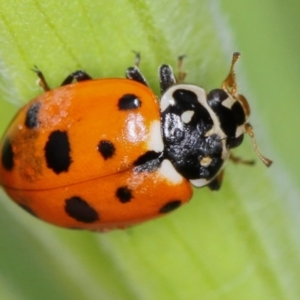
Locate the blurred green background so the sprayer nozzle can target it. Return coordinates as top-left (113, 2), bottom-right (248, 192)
top-left (0, 1), bottom-right (299, 299)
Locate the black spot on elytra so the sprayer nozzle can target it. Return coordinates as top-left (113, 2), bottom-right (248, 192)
top-left (44, 130), bottom-right (72, 174)
top-left (65, 196), bottom-right (99, 223)
top-left (116, 186), bottom-right (133, 203)
top-left (1, 138), bottom-right (14, 171)
top-left (25, 102), bottom-right (41, 128)
top-left (19, 203), bottom-right (37, 217)
top-left (159, 200), bottom-right (182, 214)
top-left (118, 94), bottom-right (141, 110)
top-left (98, 140), bottom-right (115, 160)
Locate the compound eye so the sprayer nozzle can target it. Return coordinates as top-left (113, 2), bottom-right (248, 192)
top-left (227, 134), bottom-right (244, 149)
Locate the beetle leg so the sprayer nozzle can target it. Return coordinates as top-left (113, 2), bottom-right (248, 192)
top-left (229, 152), bottom-right (255, 165)
top-left (126, 51), bottom-right (148, 86)
top-left (32, 66), bottom-right (50, 92)
top-left (61, 70), bottom-right (92, 86)
top-left (132, 51), bottom-right (141, 68)
top-left (126, 66), bottom-right (148, 86)
top-left (177, 55), bottom-right (187, 83)
top-left (207, 170), bottom-right (224, 191)
top-left (158, 64), bottom-right (176, 94)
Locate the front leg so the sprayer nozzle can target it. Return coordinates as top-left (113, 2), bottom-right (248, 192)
top-left (32, 66), bottom-right (51, 92)
top-left (61, 70), bottom-right (92, 86)
top-left (126, 66), bottom-right (148, 87)
top-left (158, 55), bottom-right (185, 94)
top-left (158, 65), bottom-right (176, 94)
top-left (126, 51), bottom-right (148, 87)
top-left (207, 170), bottom-right (224, 191)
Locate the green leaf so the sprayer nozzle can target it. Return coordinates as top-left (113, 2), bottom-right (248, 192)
top-left (0, 1), bottom-right (299, 299)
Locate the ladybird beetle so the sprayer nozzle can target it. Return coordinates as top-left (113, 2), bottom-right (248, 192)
top-left (0, 52), bottom-right (272, 231)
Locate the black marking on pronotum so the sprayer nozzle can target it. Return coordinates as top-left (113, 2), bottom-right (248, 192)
top-left (44, 130), bottom-right (72, 174)
top-left (116, 186), bottom-right (133, 203)
top-left (97, 140), bottom-right (116, 160)
top-left (118, 94), bottom-right (141, 110)
top-left (1, 138), bottom-right (14, 171)
top-left (159, 200), bottom-right (182, 214)
top-left (207, 89), bottom-right (228, 106)
top-left (65, 196), bottom-right (99, 223)
top-left (172, 89), bottom-right (199, 109)
top-left (25, 102), bottom-right (41, 128)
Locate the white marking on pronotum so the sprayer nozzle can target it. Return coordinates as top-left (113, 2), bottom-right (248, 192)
top-left (200, 156), bottom-right (212, 167)
top-left (181, 110), bottom-right (194, 123)
top-left (189, 178), bottom-right (209, 187)
top-left (160, 84), bottom-right (225, 139)
top-left (159, 159), bottom-right (183, 184)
